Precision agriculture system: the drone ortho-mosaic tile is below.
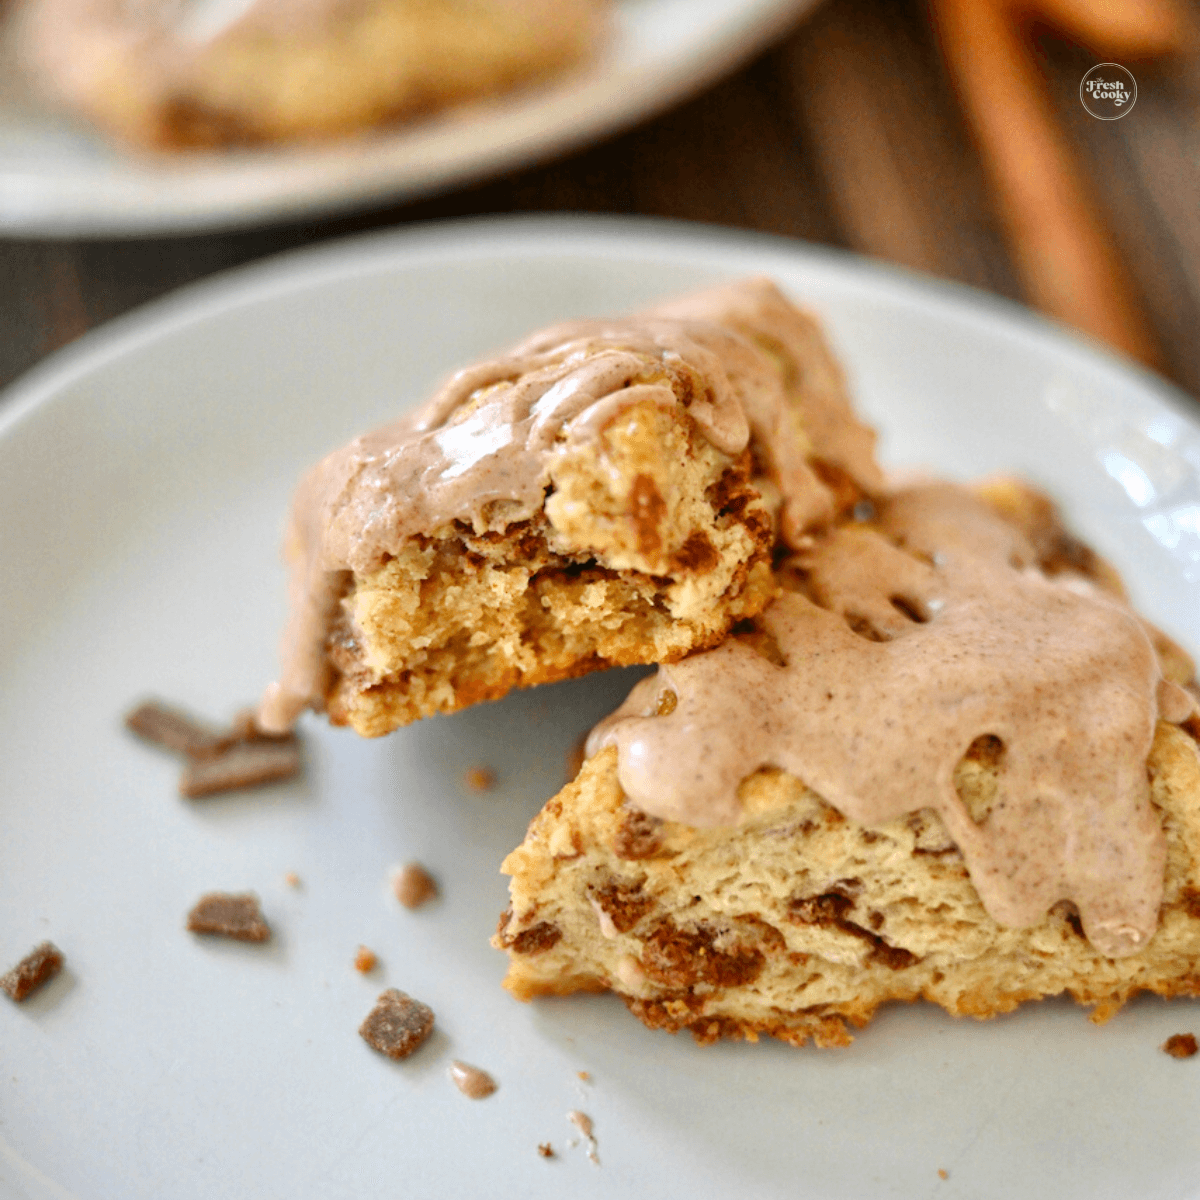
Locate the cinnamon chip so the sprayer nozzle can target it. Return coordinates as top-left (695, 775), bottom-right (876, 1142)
top-left (187, 893), bottom-right (271, 942)
top-left (354, 946), bottom-right (378, 973)
top-left (1, 942), bottom-right (64, 1002)
top-left (538, 1143), bottom-right (555, 1159)
top-left (359, 989), bottom-right (435, 1059)
top-left (126, 697), bottom-right (303, 797)
top-left (125, 700), bottom-right (225, 757)
top-left (392, 863), bottom-right (438, 910)
top-left (180, 737), bottom-right (300, 798)
top-left (1162, 1033), bottom-right (1198, 1059)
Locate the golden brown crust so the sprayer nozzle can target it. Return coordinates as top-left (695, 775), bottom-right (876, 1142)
top-left (495, 721), bottom-right (1200, 1047)
top-left (496, 481), bottom-right (1200, 1046)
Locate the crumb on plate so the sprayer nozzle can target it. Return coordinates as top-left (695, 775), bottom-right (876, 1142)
top-left (567, 1110), bottom-right (599, 1164)
top-left (180, 735), bottom-right (301, 798)
top-left (125, 697), bottom-right (302, 797)
top-left (187, 893), bottom-right (271, 942)
top-left (125, 699), bottom-right (224, 756)
top-left (1, 943), bottom-right (64, 1002)
top-left (359, 989), bottom-right (434, 1059)
top-left (1163, 1033), bottom-right (1198, 1058)
top-left (392, 863), bottom-right (438, 909)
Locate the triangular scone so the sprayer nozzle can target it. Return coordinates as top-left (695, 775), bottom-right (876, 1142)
top-left (494, 482), bottom-right (1200, 1046)
top-left (495, 728), bottom-right (1200, 1048)
top-left (260, 279), bottom-right (882, 736)
top-left (23, 0), bottom-right (605, 149)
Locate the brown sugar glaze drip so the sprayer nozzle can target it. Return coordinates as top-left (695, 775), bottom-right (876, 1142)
top-left (591, 481), bottom-right (1192, 959)
top-left (258, 279), bottom-right (882, 731)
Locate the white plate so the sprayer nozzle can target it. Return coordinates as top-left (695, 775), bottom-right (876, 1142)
top-left (0, 0), bottom-right (814, 237)
top-left (2, 217), bottom-right (1199, 1200)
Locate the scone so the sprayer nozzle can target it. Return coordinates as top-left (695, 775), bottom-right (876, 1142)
top-left (259, 279), bottom-right (883, 737)
top-left (20, 0), bottom-right (605, 148)
top-left (495, 481), bottom-right (1200, 1046)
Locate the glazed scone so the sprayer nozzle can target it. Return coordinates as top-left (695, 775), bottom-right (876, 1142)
top-left (19, 0), bottom-right (605, 148)
top-left (259, 279), bottom-right (884, 737)
top-left (494, 481), bottom-right (1200, 1046)
top-left (495, 728), bottom-right (1200, 1048)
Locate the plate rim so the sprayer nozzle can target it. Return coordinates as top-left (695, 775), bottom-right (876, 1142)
top-left (1, 212), bottom-right (1194, 437)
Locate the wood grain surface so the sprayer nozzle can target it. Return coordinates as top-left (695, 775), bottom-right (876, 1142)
top-left (3, 0), bottom-right (1199, 401)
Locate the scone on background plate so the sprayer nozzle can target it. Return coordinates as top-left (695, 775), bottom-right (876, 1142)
top-left (494, 481), bottom-right (1200, 1046)
top-left (19, 0), bottom-right (606, 148)
top-left (259, 278), bottom-right (884, 737)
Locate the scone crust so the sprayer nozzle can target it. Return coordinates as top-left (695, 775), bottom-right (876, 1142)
top-left (495, 727), bottom-right (1200, 1048)
top-left (495, 481), bottom-right (1200, 1045)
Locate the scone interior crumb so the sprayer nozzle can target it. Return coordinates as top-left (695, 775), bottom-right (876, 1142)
top-left (495, 721), bottom-right (1200, 1048)
top-left (327, 399), bottom-right (778, 735)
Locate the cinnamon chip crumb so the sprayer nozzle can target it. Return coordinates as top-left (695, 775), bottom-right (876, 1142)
top-left (187, 893), bottom-right (271, 942)
top-left (938, 1168), bottom-right (949, 1180)
top-left (125, 700), bottom-right (224, 757)
top-left (283, 872), bottom-right (301, 888)
top-left (613, 807), bottom-right (663, 860)
top-left (577, 1070), bottom-right (591, 1082)
top-left (392, 863), bottom-right (437, 909)
top-left (1163, 1033), bottom-right (1198, 1059)
top-left (1, 943), bottom-right (64, 1002)
top-left (359, 989), bottom-right (435, 1060)
top-left (180, 736), bottom-right (301, 798)
top-left (354, 946), bottom-right (378, 973)
top-left (125, 697), bottom-right (302, 797)
top-left (465, 766), bottom-right (496, 792)
top-left (227, 708), bottom-right (265, 741)
top-left (538, 1143), bottom-right (555, 1159)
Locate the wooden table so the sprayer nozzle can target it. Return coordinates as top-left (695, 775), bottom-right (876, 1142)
top-left (4, 0), bottom-right (1200, 402)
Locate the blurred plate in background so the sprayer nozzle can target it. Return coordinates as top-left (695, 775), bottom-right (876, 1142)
top-left (0, 0), bottom-right (817, 237)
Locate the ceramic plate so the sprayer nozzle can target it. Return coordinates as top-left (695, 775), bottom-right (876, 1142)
top-left (0, 0), bottom-right (815, 237)
top-left (2, 217), bottom-right (1199, 1200)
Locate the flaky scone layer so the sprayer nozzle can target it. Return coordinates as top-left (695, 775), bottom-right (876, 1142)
top-left (328, 397), bottom-right (778, 735)
top-left (495, 727), bottom-right (1200, 1048)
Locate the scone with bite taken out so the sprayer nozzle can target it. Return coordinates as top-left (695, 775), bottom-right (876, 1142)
top-left (259, 279), bottom-right (882, 737)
